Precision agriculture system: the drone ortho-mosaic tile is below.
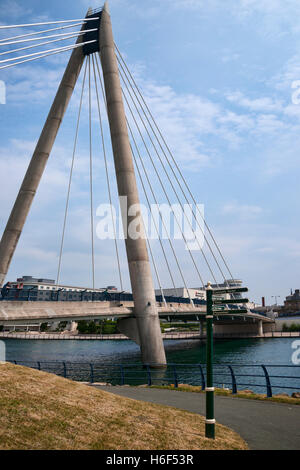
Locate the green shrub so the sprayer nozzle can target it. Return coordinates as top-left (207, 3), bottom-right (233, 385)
top-left (58, 321), bottom-right (67, 331)
top-left (282, 323), bottom-right (300, 332)
top-left (77, 320), bottom-right (118, 334)
top-left (77, 321), bottom-right (88, 334)
top-left (87, 321), bottom-right (97, 334)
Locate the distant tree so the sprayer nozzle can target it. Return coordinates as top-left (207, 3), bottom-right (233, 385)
top-left (87, 322), bottom-right (97, 334)
top-left (40, 323), bottom-right (48, 332)
top-left (58, 321), bottom-right (68, 331)
top-left (282, 323), bottom-right (300, 332)
top-left (77, 321), bottom-right (88, 334)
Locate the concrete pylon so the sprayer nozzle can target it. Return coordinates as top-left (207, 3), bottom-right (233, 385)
top-left (99, 2), bottom-right (167, 366)
top-left (258, 320), bottom-right (263, 337)
top-left (0, 12), bottom-right (90, 287)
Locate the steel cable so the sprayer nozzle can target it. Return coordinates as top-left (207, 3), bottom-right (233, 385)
top-left (91, 54), bottom-right (124, 292)
top-left (115, 44), bottom-right (234, 284)
top-left (56, 58), bottom-right (88, 286)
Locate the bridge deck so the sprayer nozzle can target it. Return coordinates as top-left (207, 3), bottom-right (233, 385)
top-left (0, 300), bottom-right (272, 324)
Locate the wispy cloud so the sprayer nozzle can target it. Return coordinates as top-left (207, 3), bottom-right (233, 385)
top-left (226, 91), bottom-right (283, 113)
top-left (222, 202), bottom-right (263, 220)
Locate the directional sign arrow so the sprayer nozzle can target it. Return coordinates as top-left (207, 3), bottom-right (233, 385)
top-left (212, 287), bottom-right (248, 295)
top-left (212, 308), bottom-right (248, 314)
top-left (213, 298), bottom-right (249, 305)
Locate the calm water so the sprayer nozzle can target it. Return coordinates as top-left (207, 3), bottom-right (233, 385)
top-left (2, 336), bottom-right (297, 364)
top-left (2, 337), bottom-right (300, 395)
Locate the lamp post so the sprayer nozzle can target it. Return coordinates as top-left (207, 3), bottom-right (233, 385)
top-left (205, 282), bottom-right (215, 439)
top-left (271, 295), bottom-right (280, 306)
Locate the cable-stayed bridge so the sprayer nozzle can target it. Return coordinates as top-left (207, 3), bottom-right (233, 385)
top-left (0, 3), bottom-right (272, 364)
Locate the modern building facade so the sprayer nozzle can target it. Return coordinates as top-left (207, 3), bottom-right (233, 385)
top-left (156, 279), bottom-right (244, 301)
top-left (283, 289), bottom-right (300, 312)
top-left (4, 275), bottom-right (119, 302)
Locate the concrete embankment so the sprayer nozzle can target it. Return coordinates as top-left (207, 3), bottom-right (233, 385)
top-left (275, 316), bottom-right (300, 331)
top-left (0, 331), bottom-right (202, 341)
top-left (0, 331), bottom-right (299, 341)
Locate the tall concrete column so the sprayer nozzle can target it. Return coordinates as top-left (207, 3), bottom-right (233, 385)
top-left (69, 321), bottom-right (78, 333)
top-left (0, 12), bottom-right (90, 287)
top-left (258, 320), bottom-right (263, 337)
top-left (99, 2), bottom-right (166, 365)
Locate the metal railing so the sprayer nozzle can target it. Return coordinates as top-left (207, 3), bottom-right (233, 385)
top-left (213, 332), bottom-right (300, 338)
top-left (8, 361), bottom-right (300, 398)
top-left (0, 331), bottom-right (202, 341)
top-left (1, 331), bottom-right (299, 340)
top-left (0, 287), bottom-right (206, 306)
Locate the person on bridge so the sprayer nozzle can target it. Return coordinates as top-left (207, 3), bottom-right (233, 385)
top-left (1, 282), bottom-right (11, 300)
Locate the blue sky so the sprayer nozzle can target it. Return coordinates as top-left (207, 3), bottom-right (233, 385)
top-left (0, 0), bottom-right (300, 305)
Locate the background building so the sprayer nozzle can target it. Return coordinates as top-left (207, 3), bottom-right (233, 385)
top-left (4, 275), bottom-right (120, 301)
top-left (156, 279), bottom-right (244, 301)
top-left (283, 289), bottom-right (300, 313)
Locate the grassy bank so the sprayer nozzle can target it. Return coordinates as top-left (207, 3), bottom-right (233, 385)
top-left (151, 384), bottom-right (300, 405)
top-left (0, 363), bottom-right (247, 450)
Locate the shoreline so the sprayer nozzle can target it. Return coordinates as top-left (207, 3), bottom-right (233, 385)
top-left (0, 331), bottom-right (202, 341)
top-left (0, 331), bottom-right (299, 341)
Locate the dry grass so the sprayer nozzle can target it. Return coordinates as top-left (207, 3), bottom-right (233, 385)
top-left (0, 363), bottom-right (247, 450)
top-left (151, 384), bottom-right (300, 405)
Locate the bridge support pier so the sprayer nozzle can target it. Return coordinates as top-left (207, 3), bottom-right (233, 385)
top-left (48, 321), bottom-right (60, 332)
top-left (99, 2), bottom-right (166, 366)
top-left (258, 320), bottom-right (263, 337)
top-left (69, 321), bottom-right (78, 333)
top-left (117, 318), bottom-right (140, 345)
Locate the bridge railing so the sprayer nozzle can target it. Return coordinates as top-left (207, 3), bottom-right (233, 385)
top-left (8, 361), bottom-right (300, 397)
top-left (0, 287), bottom-right (206, 306)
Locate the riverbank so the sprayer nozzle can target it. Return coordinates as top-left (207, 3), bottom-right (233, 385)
top-left (0, 363), bottom-right (247, 450)
top-left (0, 331), bottom-right (299, 340)
top-left (2, 337), bottom-right (298, 396)
top-left (0, 331), bottom-right (202, 341)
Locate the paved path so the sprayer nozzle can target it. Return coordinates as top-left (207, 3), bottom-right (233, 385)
top-left (96, 386), bottom-right (300, 450)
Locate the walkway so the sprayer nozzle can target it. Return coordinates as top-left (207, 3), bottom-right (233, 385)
top-left (1, 331), bottom-right (298, 341)
top-left (0, 331), bottom-right (201, 340)
top-left (96, 386), bottom-right (300, 450)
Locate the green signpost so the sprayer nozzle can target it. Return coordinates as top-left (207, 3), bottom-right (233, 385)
top-left (205, 283), bottom-right (249, 439)
top-left (205, 284), bottom-right (215, 439)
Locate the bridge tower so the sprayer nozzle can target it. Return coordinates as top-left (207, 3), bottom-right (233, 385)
top-left (99, 3), bottom-right (166, 365)
top-left (0, 2), bottom-right (166, 366)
